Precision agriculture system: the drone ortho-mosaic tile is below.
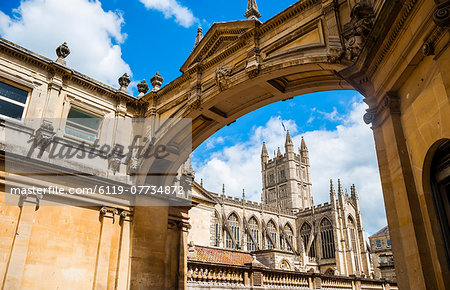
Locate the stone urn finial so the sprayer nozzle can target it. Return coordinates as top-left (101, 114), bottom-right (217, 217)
top-left (55, 42), bottom-right (70, 65)
top-left (151, 72), bottom-right (164, 92)
top-left (118, 73), bottom-right (131, 92)
top-left (137, 79), bottom-right (149, 95)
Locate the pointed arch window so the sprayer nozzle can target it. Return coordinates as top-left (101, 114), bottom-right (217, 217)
top-left (247, 218), bottom-right (259, 251)
top-left (213, 214), bottom-right (220, 247)
top-left (348, 217), bottom-right (360, 272)
top-left (284, 224), bottom-right (294, 252)
top-left (267, 221), bottom-right (277, 249)
top-left (301, 223), bottom-right (316, 257)
top-left (226, 214), bottom-right (240, 249)
top-left (320, 218), bottom-right (335, 259)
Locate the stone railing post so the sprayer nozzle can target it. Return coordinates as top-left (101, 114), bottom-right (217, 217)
top-left (314, 276), bottom-right (322, 289)
top-left (354, 279), bottom-right (361, 290)
top-left (244, 270), bottom-right (250, 286)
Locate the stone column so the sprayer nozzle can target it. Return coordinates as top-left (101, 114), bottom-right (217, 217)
top-left (365, 93), bottom-right (429, 289)
top-left (2, 195), bottom-right (39, 289)
top-left (93, 207), bottom-right (119, 290)
top-left (115, 210), bottom-right (132, 290)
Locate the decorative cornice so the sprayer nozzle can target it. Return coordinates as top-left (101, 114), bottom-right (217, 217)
top-left (368, 0), bottom-right (419, 78)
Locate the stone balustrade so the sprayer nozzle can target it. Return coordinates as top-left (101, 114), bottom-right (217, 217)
top-left (187, 260), bottom-right (397, 289)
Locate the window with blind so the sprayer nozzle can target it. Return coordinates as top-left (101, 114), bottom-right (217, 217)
top-left (65, 107), bottom-right (102, 142)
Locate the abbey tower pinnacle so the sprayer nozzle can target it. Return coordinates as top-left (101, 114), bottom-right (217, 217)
top-left (261, 131), bottom-right (313, 211)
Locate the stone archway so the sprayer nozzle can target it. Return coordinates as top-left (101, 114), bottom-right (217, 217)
top-left (131, 0), bottom-right (450, 289)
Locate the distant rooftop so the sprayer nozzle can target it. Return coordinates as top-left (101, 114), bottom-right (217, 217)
top-left (370, 226), bottom-right (389, 237)
top-left (191, 246), bottom-right (255, 266)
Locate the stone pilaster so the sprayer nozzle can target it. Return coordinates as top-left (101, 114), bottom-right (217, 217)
top-left (2, 195), bottom-right (39, 289)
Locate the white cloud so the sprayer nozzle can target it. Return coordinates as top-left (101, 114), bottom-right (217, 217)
top-left (193, 101), bottom-right (387, 234)
top-left (0, 0), bottom-right (131, 87)
top-left (139, 0), bottom-right (198, 28)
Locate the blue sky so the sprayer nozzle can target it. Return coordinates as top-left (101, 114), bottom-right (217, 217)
top-left (0, 0), bottom-right (387, 234)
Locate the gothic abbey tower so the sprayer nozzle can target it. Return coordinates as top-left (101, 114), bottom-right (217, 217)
top-left (261, 131), bottom-right (313, 211)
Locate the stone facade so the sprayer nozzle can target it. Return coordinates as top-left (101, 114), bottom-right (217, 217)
top-left (188, 136), bottom-right (372, 277)
top-left (369, 226), bottom-right (396, 282)
top-left (0, 0), bottom-right (448, 288)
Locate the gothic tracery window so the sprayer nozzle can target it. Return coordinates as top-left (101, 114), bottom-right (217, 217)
top-left (348, 217), bottom-right (360, 272)
top-left (213, 214), bottom-right (220, 246)
top-left (320, 218), bottom-right (335, 259)
top-left (226, 214), bottom-right (240, 249)
top-left (301, 222), bottom-right (316, 257)
top-left (247, 217), bottom-right (259, 251)
top-left (267, 221), bottom-right (277, 249)
top-left (284, 224), bottom-right (294, 252)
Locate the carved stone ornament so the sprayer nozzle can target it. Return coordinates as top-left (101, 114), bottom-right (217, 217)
top-left (34, 120), bottom-right (56, 151)
top-left (55, 42), bottom-right (70, 65)
top-left (215, 66), bottom-right (232, 91)
top-left (118, 73), bottom-right (131, 91)
top-left (127, 157), bottom-right (139, 175)
top-left (137, 79), bottom-right (149, 94)
top-left (188, 94), bottom-right (202, 110)
top-left (433, 1), bottom-right (450, 27)
top-left (151, 72), bottom-right (164, 92)
top-left (342, 0), bottom-right (375, 61)
top-left (244, 0), bottom-right (262, 20)
top-left (422, 42), bottom-right (435, 56)
top-left (107, 144), bottom-right (124, 174)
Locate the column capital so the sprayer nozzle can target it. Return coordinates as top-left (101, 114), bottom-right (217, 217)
top-left (363, 92), bottom-right (400, 127)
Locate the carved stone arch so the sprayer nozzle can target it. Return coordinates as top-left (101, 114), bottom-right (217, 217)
top-left (300, 221), bottom-right (313, 234)
top-left (324, 267), bottom-right (335, 275)
top-left (279, 259), bottom-right (292, 270)
top-left (348, 213), bottom-right (356, 223)
top-left (319, 216), bottom-right (333, 228)
top-left (247, 214), bottom-right (261, 229)
top-left (227, 211), bottom-right (242, 226)
top-left (266, 218), bottom-right (278, 231)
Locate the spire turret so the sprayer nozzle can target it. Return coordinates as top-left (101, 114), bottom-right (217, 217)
top-left (261, 142), bottom-right (269, 157)
top-left (337, 179), bottom-right (343, 196)
top-left (300, 136), bottom-right (308, 152)
top-left (285, 130), bottom-right (293, 146)
top-left (351, 184), bottom-right (359, 201)
top-left (194, 27), bottom-right (203, 47)
top-left (277, 147), bottom-right (282, 157)
top-left (330, 179), bottom-right (337, 208)
top-left (285, 130), bottom-right (294, 159)
top-left (244, 0), bottom-right (261, 20)
top-left (300, 136), bottom-right (309, 164)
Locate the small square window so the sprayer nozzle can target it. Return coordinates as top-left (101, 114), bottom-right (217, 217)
top-left (386, 238), bottom-right (391, 248)
top-left (65, 107), bottom-right (102, 142)
top-left (0, 80), bottom-right (29, 120)
top-left (376, 240), bottom-right (381, 248)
